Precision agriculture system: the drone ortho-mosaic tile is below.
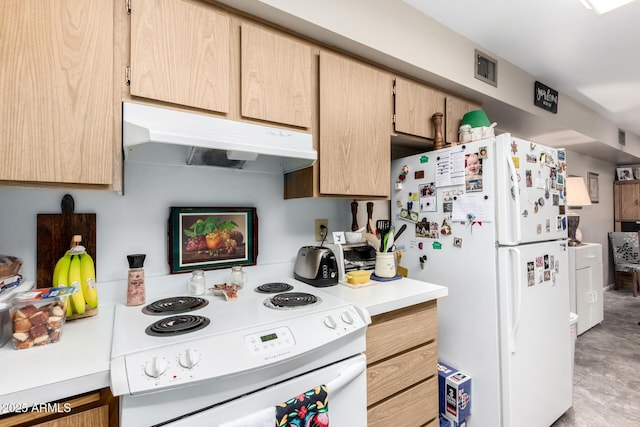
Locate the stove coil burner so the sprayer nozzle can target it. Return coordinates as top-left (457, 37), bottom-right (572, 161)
top-left (145, 315), bottom-right (210, 337)
top-left (142, 296), bottom-right (209, 315)
top-left (264, 292), bottom-right (321, 310)
top-left (254, 282), bottom-right (294, 293)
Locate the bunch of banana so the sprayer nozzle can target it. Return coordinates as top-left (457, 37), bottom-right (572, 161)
top-left (52, 246), bottom-right (98, 317)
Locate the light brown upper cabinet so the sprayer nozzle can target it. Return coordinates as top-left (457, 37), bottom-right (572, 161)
top-left (445, 96), bottom-right (482, 143)
top-left (393, 78), bottom-right (446, 139)
top-left (240, 23), bottom-right (312, 129)
top-left (0, 0), bottom-right (114, 186)
top-left (129, 0), bottom-right (231, 114)
top-left (614, 181), bottom-right (640, 222)
top-left (318, 51), bottom-right (392, 197)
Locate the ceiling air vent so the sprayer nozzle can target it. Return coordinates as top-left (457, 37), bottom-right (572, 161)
top-left (475, 49), bottom-right (497, 87)
top-left (618, 129), bottom-right (626, 146)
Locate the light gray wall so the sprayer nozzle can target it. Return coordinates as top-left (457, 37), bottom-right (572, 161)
top-left (565, 150), bottom-right (615, 287)
top-left (0, 162), bottom-right (351, 284)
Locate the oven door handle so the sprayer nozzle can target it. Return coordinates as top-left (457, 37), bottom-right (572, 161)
top-left (325, 358), bottom-right (366, 394)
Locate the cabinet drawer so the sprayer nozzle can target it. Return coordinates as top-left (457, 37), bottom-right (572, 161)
top-left (367, 376), bottom-right (438, 427)
top-left (366, 301), bottom-right (437, 364)
top-left (367, 341), bottom-right (438, 405)
top-left (574, 245), bottom-right (602, 270)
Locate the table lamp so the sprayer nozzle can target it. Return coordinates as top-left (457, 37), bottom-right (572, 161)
top-left (566, 176), bottom-right (592, 246)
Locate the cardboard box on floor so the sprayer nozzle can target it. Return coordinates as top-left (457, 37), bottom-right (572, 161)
top-left (438, 361), bottom-right (472, 425)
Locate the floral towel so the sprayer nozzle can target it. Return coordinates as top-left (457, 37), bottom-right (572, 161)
top-left (276, 385), bottom-right (329, 427)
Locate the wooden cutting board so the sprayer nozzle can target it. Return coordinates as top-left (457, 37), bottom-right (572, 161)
top-left (36, 195), bottom-right (96, 289)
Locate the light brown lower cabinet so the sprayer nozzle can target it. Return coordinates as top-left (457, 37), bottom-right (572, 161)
top-left (366, 300), bottom-right (439, 426)
top-left (0, 388), bottom-right (117, 427)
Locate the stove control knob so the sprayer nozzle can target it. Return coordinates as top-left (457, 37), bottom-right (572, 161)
top-left (179, 349), bottom-right (201, 369)
top-left (144, 357), bottom-right (168, 378)
top-left (323, 316), bottom-right (337, 329)
top-left (341, 311), bottom-right (354, 324)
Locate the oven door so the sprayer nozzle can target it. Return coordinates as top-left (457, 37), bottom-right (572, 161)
top-left (164, 354), bottom-right (367, 427)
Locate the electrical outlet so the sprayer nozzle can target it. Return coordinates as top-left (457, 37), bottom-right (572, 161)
top-left (315, 219), bottom-right (328, 241)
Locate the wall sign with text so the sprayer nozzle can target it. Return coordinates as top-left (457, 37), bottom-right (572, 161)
top-left (534, 81), bottom-right (558, 114)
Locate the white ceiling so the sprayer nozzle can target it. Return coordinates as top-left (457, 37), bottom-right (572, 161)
top-left (403, 0), bottom-right (640, 142)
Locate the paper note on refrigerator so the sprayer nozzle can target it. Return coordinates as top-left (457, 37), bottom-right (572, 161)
top-left (435, 147), bottom-right (465, 187)
top-left (452, 193), bottom-right (494, 222)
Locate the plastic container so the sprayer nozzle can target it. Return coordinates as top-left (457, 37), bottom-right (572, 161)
top-left (11, 287), bottom-right (75, 350)
top-left (344, 232), bottom-right (364, 244)
top-left (459, 124), bottom-right (472, 142)
top-left (461, 110), bottom-right (491, 128)
top-left (345, 270), bottom-right (371, 285)
top-left (0, 303), bottom-right (11, 348)
top-left (0, 254), bottom-right (23, 297)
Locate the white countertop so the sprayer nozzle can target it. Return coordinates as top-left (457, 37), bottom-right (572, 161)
top-left (320, 276), bottom-right (448, 316)
top-left (0, 273), bottom-right (447, 411)
top-left (0, 302), bottom-right (115, 411)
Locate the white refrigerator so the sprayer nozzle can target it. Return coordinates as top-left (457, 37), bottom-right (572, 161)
top-left (390, 133), bottom-right (572, 427)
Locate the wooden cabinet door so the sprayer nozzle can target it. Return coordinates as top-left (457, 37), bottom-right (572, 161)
top-left (241, 23), bottom-right (312, 128)
top-left (130, 0), bottom-right (230, 114)
top-left (617, 182), bottom-right (640, 220)
top-left (0, 390), bottom-right (115, 427)
top-left (319, 51), bottom-right (392, 197)
top-left (614, 183), bottom-right (621, 221)
top-left (0, 0), bottom-right (113, 185)
top-left (445, 96), bottom-right (482, 143)
top-left (394, 77), bottom-right (445, 139)
top-left (33, 406), bottom-right (108, 427)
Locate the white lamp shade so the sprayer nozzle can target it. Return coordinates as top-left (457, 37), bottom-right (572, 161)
top-left (567, 177), bottom-right (592, 207)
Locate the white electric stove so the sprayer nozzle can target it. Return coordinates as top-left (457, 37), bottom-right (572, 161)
top-left (110, 278), bottom-right (370, 426)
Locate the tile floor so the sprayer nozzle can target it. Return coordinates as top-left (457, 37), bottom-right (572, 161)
top-left (552, 288), bottom-right (640, 426)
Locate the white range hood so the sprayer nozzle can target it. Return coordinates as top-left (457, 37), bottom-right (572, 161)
top-left (122, 102), bottom-right (316, 174)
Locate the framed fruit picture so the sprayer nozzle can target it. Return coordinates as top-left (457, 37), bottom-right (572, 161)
top-left (168, 207), bottom-right (258, 274)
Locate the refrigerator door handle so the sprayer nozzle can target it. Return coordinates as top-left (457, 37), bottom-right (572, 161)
top-left (507, 247), bottom-right (523, 353)
top-left (504, 147), bottom-right (522, 245)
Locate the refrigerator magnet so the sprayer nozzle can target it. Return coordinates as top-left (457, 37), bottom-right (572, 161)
top-left (453, 237), bottom-right (462, 248)
top-left (525, 170), bottom-right (533, 187)
top-left (511, 140), bottom-right (518, 154)
top-left (440, 219), bottom-right (452, 235)
top-left (527, 262), bottom-right (535, 287)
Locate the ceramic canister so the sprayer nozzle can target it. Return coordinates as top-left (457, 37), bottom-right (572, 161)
top-left (374, 252), bottom-right (396, 278)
